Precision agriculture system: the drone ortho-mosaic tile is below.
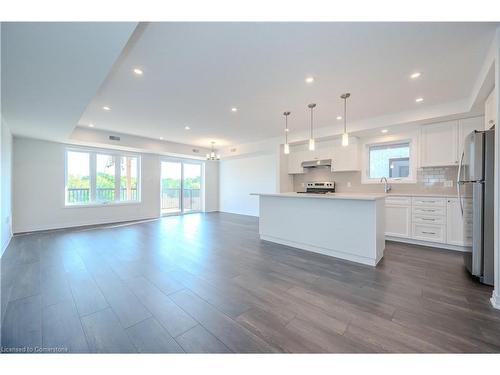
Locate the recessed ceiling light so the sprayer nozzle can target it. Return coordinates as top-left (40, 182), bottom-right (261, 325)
top-left (159, 137), bottom-right (164, 140)
top-left (133, 68), bottom-right (143, 75)
top-left (410, 72), bottom-right (421, 79)
top-left (184, 126), bottom-right (191, 130)
top-left (415, 97), bottom-right (424, 103)
top-left (231, 107), bottom-right (238, 112)
top-left (102, 106), bottom-right (111, 111)
top-left (88, 123), bottom-right (95, 128)
top-left (336, 116), bottom-right (342, 120)
top-left (381, 129), bottom-right (388, 133)
top-left (305, 77), bottom-right (315, 84)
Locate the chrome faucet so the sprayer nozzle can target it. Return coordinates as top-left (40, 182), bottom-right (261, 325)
top-left (380, 177), bottom-right (391, 193)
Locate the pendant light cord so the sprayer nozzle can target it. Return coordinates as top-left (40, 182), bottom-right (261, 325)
top-left (310, 106), bottom-right (314, 139)
top-left (285, 115), bottom-right (288, 144)
top-left (343, 97), bottom-right (347, 134)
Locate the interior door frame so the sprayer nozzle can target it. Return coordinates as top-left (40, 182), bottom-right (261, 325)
top-left (160, 157), bottom-right (204, 216)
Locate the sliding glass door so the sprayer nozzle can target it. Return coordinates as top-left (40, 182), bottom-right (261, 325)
top-left (161, 160), bottom-right (202, 215)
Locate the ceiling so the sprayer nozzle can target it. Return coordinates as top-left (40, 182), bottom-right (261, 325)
top-left (3, 22), bottom-right (498, 148)
top-left (1, 22), bottom-right (137, 141)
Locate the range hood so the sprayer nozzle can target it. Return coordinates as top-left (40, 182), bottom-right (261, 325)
top-left (301, 159), bottom-right (332, 168)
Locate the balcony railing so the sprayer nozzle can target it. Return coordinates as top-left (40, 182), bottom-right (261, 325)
top-left (161, 188), bottom-right (201, 212)
top-left (67, 188), bottom-right (138, 204)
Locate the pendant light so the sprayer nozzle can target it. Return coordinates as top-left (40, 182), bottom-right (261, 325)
top-left (340, 93), bottom-right (351, 147)
top-left (206, 141), bottom-right (220, 160)
top-left (283, 111), bottom-right (291, 155)
top-left (308, 103), bottom-right (316, 151)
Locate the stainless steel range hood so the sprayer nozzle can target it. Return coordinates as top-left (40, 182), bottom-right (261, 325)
top-left (301, 159), bottom-right (332, 168)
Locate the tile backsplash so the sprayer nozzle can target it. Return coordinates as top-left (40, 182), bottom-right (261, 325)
top-left (292, 166), bottom-right (458, 195)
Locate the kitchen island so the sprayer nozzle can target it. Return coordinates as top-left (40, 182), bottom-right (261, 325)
top-left (252, 193), bottom-right (386, 266)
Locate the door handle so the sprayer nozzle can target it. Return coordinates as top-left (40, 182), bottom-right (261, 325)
top-left (457, 151), bottom-right (465, 216)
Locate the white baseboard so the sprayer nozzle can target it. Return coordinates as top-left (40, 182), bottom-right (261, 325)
top-left (386, 236), bottom-right (469, 252)
top-left (260, 234), bottom-right (380, 267)
top-left (491, 291), bottom-right (500, 310)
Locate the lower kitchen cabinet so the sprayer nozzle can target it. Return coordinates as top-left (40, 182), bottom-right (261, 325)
top-left (385, 198), bottom-right (411, 238)
top-left (446, 197), bottom-right (472, 246)
top-left (385, 195), bottom-right (470, 251)
top-left (412, 222), bottom-right (446, 243)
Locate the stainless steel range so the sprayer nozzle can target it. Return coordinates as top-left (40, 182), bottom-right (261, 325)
top-left (297, 181), bottom-right (335, 194)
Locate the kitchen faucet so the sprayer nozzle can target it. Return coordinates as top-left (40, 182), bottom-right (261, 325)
top-left (380, 177), bottom-right (391, 193)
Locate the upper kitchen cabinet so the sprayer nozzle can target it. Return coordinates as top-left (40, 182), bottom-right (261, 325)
top-left (419, 117), bottom-right (484, 167)
top-left (331, 141), bottom-right (360, 172)
top-left (458, 117), bottom-right (484, 155)
top-left (288, 150), bottom-right (306, 174)
top-left (287, 147), bottom-right (333, 174)
top-left (420, 120), bottom-right (458, 167)
top-left (485, 89), bottom-right (497, 130)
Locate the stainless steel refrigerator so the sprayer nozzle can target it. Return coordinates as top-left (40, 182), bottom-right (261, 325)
top-left (457, 128), bottom-right (494, 285)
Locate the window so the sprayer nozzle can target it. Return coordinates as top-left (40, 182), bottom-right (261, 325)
top-left (65, 149), bottom-right (140, 206)
top-left (120, 156), bottom-right (139, 201)
top-left (96, 154), bottom-right (116, 202)
top-left (368, 142), bottom-right (411, 180)
top-left (67, 151), bottom-right (90, 204)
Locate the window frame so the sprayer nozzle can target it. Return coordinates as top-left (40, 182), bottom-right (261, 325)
top-left (64, 147), bottom-right (141, 207)
top-left (361, 137), bottom-right (417, 184)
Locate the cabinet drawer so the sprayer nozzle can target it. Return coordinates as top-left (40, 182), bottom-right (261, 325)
top-left (385, 196), bottom-right (411, 206)
top-left (412, 223), bottom-right (446, 243)
top-left (412, 197), bottom-right (446, 207)
top-left (412, 206), bottom-right (446, 216)
top-left (413, 215), bottom-right (446, 225)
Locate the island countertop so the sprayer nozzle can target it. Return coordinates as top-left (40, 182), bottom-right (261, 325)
top-left (251, 192), bottom-right (386, 201)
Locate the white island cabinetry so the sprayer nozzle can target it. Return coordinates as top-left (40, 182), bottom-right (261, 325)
top-left (253, 193), bottom-right (386, 266)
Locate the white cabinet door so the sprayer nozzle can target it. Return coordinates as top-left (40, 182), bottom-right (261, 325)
top-left (446, 198), bottom-right (464, 246)
top-left (458, 117), bottom-right (483, 158)
top-left (311, 148), bottom-right (333, 161)
top-left (385, 205), bottom-right (411, 238)
top-left (288, 151), bottom-right (305, 174)
top-left (331, 143), bottom-right (360, 171)
top-left (446, 197), bottom-right (473, 246)
top-left (420, 121), bottom-right (458, 167)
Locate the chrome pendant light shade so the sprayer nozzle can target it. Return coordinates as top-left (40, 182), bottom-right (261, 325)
top-left (308, 103), bottom-right (316, 151)
top-left (340, 93), bottom-right (350, 147)
top-left (283, 111), bottom-right (291, 155)
top-left (206, 141), bottom-right (220, 160)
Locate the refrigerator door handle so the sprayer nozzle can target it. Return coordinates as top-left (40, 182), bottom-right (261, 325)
top-left (457, 150), bottom-right (465, 216)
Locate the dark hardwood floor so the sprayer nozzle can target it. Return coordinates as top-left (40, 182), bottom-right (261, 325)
top-left (1, 212), bottom-right (500, 353)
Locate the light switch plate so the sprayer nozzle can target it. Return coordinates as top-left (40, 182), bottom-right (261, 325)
top-left (444, 180), bottom-right (453, 188)
top-left (347, 182), bottom-right (352, 188)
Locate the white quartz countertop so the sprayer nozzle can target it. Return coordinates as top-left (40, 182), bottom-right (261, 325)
top-left (251, 192), bottom-right (387, 201)
top-left (386, 193), bottom-right (458, 198)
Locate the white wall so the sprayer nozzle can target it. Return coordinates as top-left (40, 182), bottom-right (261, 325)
top-left (12, 137), bottom-right (219, 233)
top-left (219, 153), bottom-right (278, 216)
top-left (1, 120), bottom-right (13, 255)
top-left (1, 21), bottom-right (13, 255)
top-left (204, 160), bottom-right (219, 212)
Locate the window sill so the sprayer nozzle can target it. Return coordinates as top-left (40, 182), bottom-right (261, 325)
top-left (64, 201), bottom-right (142, 209)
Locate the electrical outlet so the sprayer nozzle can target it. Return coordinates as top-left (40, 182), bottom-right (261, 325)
top-left (444, 180), bottom-right (453, 188)
top-left (347, 182), bottom-right (352, 188)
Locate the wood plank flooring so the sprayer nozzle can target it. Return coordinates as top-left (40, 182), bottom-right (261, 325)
top-left (1, 212), bottom-right (500, 353)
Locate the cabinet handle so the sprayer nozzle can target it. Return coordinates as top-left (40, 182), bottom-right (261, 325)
top-left (421, 218), bottom-right (435, 221)
top-left (422, 231), bottom-right (436, 235)
top-left (421, 209), bottom-right (436, 212)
